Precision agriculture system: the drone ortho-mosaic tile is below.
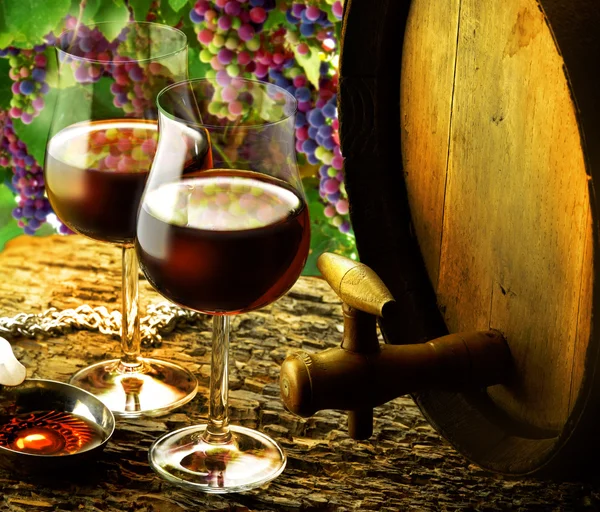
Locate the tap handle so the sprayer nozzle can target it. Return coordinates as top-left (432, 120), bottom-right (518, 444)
top-left (317, 252), bottom-right (396, 318)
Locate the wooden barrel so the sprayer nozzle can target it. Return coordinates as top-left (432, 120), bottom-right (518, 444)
top-left (338, 0), bottom-right (600, 476)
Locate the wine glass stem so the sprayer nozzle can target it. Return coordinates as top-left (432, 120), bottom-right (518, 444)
top-left (120, 246), bottom-right (142, 367)
top-left (204, 315), bottom-right (232, 444)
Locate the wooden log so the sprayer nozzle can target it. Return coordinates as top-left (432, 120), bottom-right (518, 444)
top-left (0, 235), bottom-right (597, 510)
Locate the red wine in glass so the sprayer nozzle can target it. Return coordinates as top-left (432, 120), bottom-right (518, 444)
top-left (46, 119), bottom-right (157, 245)
top-left (136, 169), bottom-right (310, 314)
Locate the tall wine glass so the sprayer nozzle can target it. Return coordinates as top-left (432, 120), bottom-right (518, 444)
top-left (136, 78), bottom-right (309, 492)
top-left (44, 21), bottom-right (198, 417)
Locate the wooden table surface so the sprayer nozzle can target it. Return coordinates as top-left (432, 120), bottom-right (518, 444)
top-left (0, 235), bottom-right (597, 511)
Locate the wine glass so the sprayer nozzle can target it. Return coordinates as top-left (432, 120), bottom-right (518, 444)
top-left (136, 78), bottom-right (309, 492)
top-left (44, 21), bottom-right (198, 417)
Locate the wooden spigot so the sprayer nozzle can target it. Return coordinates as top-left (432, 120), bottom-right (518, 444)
top-left (280, 253), bottom-right (512, 440)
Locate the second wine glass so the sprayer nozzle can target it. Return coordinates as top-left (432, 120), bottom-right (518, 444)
top-left (136, 78), bottom-right (310, 492)
top-left (44, 21), bottom-right (198, 416)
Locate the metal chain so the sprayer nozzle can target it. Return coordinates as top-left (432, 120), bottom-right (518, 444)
top-left (0, 302), bottom-right (207, 348)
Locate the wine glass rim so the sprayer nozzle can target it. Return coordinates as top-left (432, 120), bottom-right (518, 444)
top-left (156, 77), bottom-right (298, 129)
top-left (54, 20), bottom-right (187, 65)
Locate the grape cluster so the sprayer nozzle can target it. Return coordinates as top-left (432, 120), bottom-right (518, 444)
top-left (190, 0), bottom-right (277, 81)
top-left (281, 3), bottom-right (349, 233)
top-left (109, 58), bottom-right (175, 117)
top-left (189, 0), bottom-right (350, 233)
top-left (0, 46), bottom-right (50, 124)
top-left (0, 112), bottom-right (55, 234)
top-left (285, 2), bottom-right (337, 56)
top-left (298, 81), bottom-right (349, 234)
top-left (55, 18), bottom-right (117, 84)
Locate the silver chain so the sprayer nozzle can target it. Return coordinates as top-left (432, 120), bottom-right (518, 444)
top-left (0, 302), bottom-right (207, 348)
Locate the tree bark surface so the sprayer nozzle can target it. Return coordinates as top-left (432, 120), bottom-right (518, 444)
top-left (0, 235), bottom-right (596, 511)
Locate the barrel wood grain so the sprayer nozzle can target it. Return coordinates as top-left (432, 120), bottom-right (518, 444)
top-left (400, 0), bottom-right (460, 289)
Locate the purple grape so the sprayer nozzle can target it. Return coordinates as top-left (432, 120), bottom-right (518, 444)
top-left (322, 102), bottom-right (336, 118)
top-left (291, 4), bottom-right (305, 17)
top-left (295, 86), bottom-right (311, 102)
top-left (218, 48), bottom-right (234, 65)
top-left (300, 23), bottom-right (315, 36)
top-left (190, 10), bottom-right (205, 23)
top-left (318, 124), bottom-right (333, 138)
top-left (339, 221), bottom-right (351, 234)
top-left (27, 218), bottom-right (41, 230)
top-left (238, 24), bottom-right (256, 41)
top-left (128, 66), bottom-right (144, 82)
top-left (327, 191), bottom-right (341, 202)
top-left (305, 6), bottom-right (321, 22)
top-left (225, 1), bottom-right (242, 15)
top-left (219, 16), bottom-right (233, 31)
top-left (31, 68), bottom-right (46, 82)
top-left (285, 10), bottom-right (296, 23)
top-left (302, 139), bottom-right (318, 154)
top-left (307, 153), bottom-right (319, 165)
top-left (74, 64), bottom-right (90, 82)
top-left (295, 112), bottom-right (307, 127)
top-left (321, 137), bottom-right (336, 150)
top-left (79, 37), bottom-right (93, 53)
top-left (308, 108), bottom-right (325, 127)
top-left (19, 80), bottom-right (35, 95)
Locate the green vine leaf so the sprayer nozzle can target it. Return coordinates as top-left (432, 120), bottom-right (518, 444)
top-left (0, 183), bottom-right (20, 251)
top-left (92, 0), bottom-right (130, 40)
top-left (0, 10), bottom-right (14, 48)
top-left (0, 167), bottom-right (10, 186)
top-left (263, 9), bottom-right (286, 32)
top-left (128, 0), bottom-right (154, 21)
top-left (292, 44), bottom-right (322, 90)
top-left (157, 1), bottom-right (183, 26)
top-left (0, 220), bottom-right (22, 252)
top-left (0, 183), bottom-right (15, 226)
top-left (33, 222), bottom-right (56, 237)
top-left (302, 177), bottom-right (355, 276)
top-left (168, 0), bottom-right (189, 13)
top-left (0, 58), bottom-right (12, 110)
top-left (1, 0), bottom-right (71, 48)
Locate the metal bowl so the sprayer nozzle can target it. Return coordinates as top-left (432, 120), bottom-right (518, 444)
top-left (0, 379), bottom-right (115, 473)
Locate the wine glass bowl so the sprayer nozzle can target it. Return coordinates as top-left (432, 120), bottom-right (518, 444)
top-left (136, 78), bottom-right (308, 492)
top-left (43, 21), bottom-right (198, 417)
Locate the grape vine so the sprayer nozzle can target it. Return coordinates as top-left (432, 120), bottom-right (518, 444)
top-left (188, 0), bottom-right (350, 234)
top-left (0, 46), bottom-right (50, 124)
top-left (0, 111), bottom-right (57, 234)
top-left (0, 0), bottom-right (352, 251)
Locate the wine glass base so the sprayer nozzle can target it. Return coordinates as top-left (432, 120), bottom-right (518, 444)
top-left (149, 424), bottom-right (286, 493)
top-left (69, 358), bottom-right (198, 418)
